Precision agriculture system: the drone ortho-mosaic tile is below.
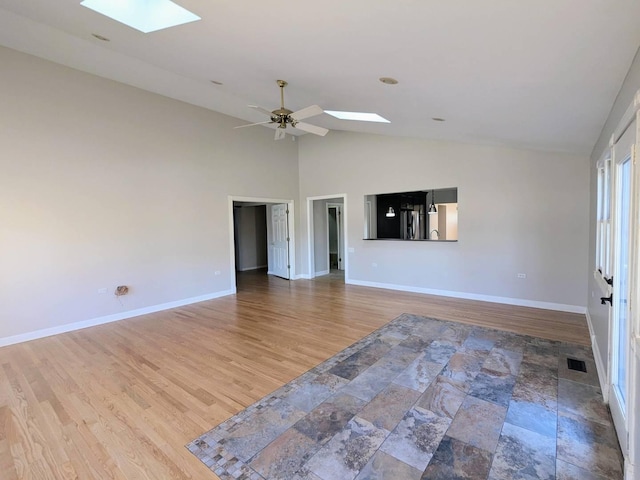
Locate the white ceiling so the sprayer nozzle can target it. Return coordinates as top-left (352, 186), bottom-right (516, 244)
top-left (1, 0), bottom-right (639, 155)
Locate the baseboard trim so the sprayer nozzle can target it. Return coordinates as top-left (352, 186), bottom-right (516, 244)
top-left (585, 309), bottom-right (609, 402)
top-left (238, 265), bottom-right (267, 272)
top-left (294, 272), bottom-right (329, 279)
top-left (0, 289), bottom-right (236, 348)
top-left (625, 461), bottom-right (634, 480)
top-left (585, 308), bottom-right (596, 338)
top-left (345, 278), bottom-right (586, 314)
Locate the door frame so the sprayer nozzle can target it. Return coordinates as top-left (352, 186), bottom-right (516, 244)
top-left (306, 194), bottom-right (348, 279)
top-left (604, 90), bottom-right (640, 478)
top-left (228, 195), bottom-right (296, 291)
top-left (327, 203), bottom-right (344, 271)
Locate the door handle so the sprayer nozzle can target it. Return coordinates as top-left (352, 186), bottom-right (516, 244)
top-left (600, 294), bottom-right (613, 306)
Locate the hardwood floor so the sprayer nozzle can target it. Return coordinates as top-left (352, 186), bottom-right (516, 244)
top-left (0, 270), bottom-right (590, 479)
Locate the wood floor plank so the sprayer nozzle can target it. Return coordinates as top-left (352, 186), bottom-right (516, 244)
top-left (0, 438), bottom-right (19, 480)
top-left (0, 270), bottom-right (590, 478)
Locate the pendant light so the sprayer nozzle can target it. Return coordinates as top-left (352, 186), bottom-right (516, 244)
top-left (428, 190), bottom-right (437, 215)
top-left (386, 207), bottom-right (396, 217)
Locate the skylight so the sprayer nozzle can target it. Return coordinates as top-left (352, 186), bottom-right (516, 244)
top-left (324, 111), bottom-right (390, 123)
top-left (80, 0), bottom-right (201, 33)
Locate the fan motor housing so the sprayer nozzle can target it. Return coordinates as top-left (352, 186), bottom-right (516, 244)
top-left (272, 108), bottom-right (294, 126)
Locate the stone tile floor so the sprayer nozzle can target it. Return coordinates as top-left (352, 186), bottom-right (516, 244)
top-left (187, 314), bottom-right (623, 480)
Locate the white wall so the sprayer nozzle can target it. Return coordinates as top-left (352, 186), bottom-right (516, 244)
top-left (235, 206), bottom-right (267, 271)
top-left (0, 42), bottom-right (608, 344)
top-left (0, 47), bottom-right (299, 342)
top-left (298, 131), bottom-right (590, 310)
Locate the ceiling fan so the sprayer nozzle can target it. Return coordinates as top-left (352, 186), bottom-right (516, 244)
top-left (235, 80), bottom-right (329, 140)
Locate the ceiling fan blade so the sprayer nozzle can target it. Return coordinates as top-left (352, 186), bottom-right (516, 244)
top-left (274, 128), bottom-right (286, 140)
top-left (234, 121), bottom-right (273, 129)
top-left (295, 122), bottom-right (329, 136)
top-left (248, 105), bottom-right (275, 117)
top-left (290, 105), bottom-right (324, 121)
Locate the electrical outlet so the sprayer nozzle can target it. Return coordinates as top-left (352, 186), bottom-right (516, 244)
top-left (97, 287), bottom-right (107, 294)
top-left (348, 247), bottom-right (355, 253)
top-left (214, 270), bottom-right (221, 276)
top-left (517, 273), bottom-right (526, 279)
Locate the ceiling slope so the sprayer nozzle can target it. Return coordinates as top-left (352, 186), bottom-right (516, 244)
top-left (1, 0), bottom-right (639, 154)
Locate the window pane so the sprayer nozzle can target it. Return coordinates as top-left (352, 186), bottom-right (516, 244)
top-left (614, 158), bottom-right (631, 407)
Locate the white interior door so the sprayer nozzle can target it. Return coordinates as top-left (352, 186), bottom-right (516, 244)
top-left (269, 203), bottom-right (290, 279)
top-left (610, 120), bottom-right (636, 454)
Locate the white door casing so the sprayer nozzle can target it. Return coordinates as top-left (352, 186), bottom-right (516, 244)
top-left (228, 196), bottom-right (295, 289)
top-left (306, 194), bottom-right (348, 279)
top-left (630, 115), bottom-right (640, 479)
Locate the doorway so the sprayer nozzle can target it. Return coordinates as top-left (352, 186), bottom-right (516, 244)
top-left (229, 196), bottom-right (296, 290)
top-left (233, 204), bottom-right (268, 274)
top-left (327, 203), bottom-right (344, 271)
top-left (307, 194), bottom-right (347, 279)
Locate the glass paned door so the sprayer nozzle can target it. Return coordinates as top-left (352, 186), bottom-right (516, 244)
top-left (613, 157), bottom-right (631, 407)
top-left (610, 150), bottom-right (633, 453)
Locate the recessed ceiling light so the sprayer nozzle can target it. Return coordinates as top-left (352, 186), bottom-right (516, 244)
top-left (81, 0), bottom-right (201, 33)
top-left (210, 80), bottom-right (223, 85)
top-left (379, 77), bottom-right (398, 85)
top-left (91, 33), bottom-right (110, 41)
top-left (432, 117), bottom-right (446, 122)
top-left (325, 111), bottom-right (390, 123)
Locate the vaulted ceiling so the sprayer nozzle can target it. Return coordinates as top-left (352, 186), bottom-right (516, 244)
top-left (1, 0), bottom-right (639, 154)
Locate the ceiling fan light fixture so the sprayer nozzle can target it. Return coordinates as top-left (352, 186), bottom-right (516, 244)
top-left (379, 77), bottom-right (398, 85)
top-left (275, 128), bottom-right (286, 141)
top-left (80, 0), bottom-right (201, 33)
top-left (325, 111), bottom-right (390, 123)
top-left (237, 80), bottom-right (328, 139)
